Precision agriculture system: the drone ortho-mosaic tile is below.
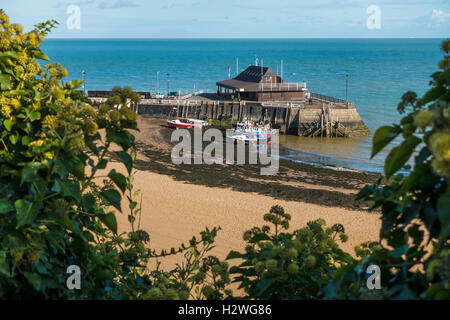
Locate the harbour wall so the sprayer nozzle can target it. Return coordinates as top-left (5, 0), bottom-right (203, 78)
top-left (135, 101), bottom-right (369, 136)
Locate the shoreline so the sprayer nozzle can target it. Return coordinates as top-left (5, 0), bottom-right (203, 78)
top-left (132, 116), bottom-right (380, 211)
top-left (106, 116), bottom-right (383, 270)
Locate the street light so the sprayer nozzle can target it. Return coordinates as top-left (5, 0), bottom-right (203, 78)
top-left (156, 71), bottom-right (160, 95)
top-left (166, 73), bottom-right (170, 96)
top-left (345, 74), bottom-right (349, 102)
top-left (82, 70), bottom-right (86, 96)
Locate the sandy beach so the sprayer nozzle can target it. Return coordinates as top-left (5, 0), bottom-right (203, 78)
top-left (110, 116), bottom-right (382, 269)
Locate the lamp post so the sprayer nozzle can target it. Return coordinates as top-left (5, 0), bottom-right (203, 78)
top-left (166, 73), bottom-right (170, 96)
top-left (82, 70), bottom-right (86, 96)
top-left (156, 71), bottom-right (160, 95)
top-left (345, 74), bottom-right (349, 102)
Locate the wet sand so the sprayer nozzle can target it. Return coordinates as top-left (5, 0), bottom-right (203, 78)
top-left (109, 116), bottom-right (382, 269)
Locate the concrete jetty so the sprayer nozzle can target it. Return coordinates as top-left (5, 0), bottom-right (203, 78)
top-left (90, 94), bottom-right (370, 137)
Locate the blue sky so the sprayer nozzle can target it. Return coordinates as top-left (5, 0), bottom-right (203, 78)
top-left (2, 0), bottom-right (449, 38)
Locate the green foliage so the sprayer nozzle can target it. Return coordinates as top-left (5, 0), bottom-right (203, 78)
top-left (103, 86), bottom-right (141, 112)
top-left (0, 11), bottom-right (226, 300)
top-left (1, 10), bottom-right (448, 301)
top-left (0, 10), bottom-right (148, 298)
top-left (327, 39), bottom-right (450, 300)
top-left (226, 206), bottom-right (354, 299)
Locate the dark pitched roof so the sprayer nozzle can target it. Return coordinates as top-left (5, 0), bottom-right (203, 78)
top-left (216, 65), bottom-right (280, 90)
top-left (235, 65), bottom-right (278, 83)
top-left (215, 79), bottom-right (259, 91)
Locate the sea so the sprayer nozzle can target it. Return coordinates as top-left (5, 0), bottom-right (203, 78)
top-left (41, 38), bottom-right (445, 173)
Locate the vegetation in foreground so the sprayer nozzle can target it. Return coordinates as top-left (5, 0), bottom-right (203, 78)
top-left (0, 11), bottom-right (448, 299)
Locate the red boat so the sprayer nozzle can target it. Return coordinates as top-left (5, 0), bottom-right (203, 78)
top-left (167, 118), bottom-right (193, 128)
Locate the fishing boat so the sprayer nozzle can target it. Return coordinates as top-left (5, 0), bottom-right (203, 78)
top-left (167, 106), bottom-right (210, 128)
top-left (187, 118), bottom-right (209, 128)
top-left (167, 118), bottom-right (193, 128)
top-left (228, 120), bottom-right (276, 142)
top-left (226, 132), bottom-right (258, 144)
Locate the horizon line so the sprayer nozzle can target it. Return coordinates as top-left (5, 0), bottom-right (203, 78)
top-left (44, 37), bottom-right (446, 40)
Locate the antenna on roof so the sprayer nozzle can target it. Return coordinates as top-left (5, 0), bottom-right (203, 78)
top-left (281, 60), bottom-right (284, 79)
top-left (236, 57), bottom-right (239, 75)
top-left (255, 56), bottom-right (258, 67)
top-left (261, 59), bottom-right (264, 75)
top-left (228, 66), bottom-right (231, 79)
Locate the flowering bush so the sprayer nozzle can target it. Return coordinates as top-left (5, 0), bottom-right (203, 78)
top-left (0, 11), bottom-right (143, 298)
top-left (226, 206), bottom-right (354, 299)
top-left (1, 10), bottom-right (448, 300)
top-left (324, 39), bottom-right (450, 300)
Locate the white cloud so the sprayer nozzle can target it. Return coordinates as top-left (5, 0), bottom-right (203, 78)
top-left (432, 9), bottom-right (450, 21)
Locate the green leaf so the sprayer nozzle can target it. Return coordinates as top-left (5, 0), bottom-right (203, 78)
top-left (59, 179), bottom-right (81, 202)
top-left (29, 111), bottom-right (41, 122)
top-left (0, 251), bottom-right (11, 277)
top-left (226, 251), bottom-right (242, 260)
top-left (9, 134), bottom-right (19, 144)
top-left (106, 128), bottom-right (133, 151)
top-left (255, 276), bottom-right (277, 296)
top-left (384, 135), bottom-right (421, 179)
top-left (0, 51), bottom-right (20, 60)
top-left (15, 199), bottom-right (41, 228)
top-left (371, 125), bottom-right (401, 159)
top-left (108, 170), bottom-right (127, 193)
top-left (0, 198), bottom-right (14, 213)
top-left (0, 74), bottom-right (11, 90)
top-left (99, 212), bottom-right (118, 234)
top-left (116, 151), bottom-right (133, 174)
top-left (82, 230), bottom-right (95, 242)
top-left (82, 193), bottom-right (96, 212)
top-left (21, 162), bottom-right (43, 184)
top-left (437, 185), bottom-right (450, 239)
top-left (390, 244), bottom-right (409, 258)
top-left (101, 189), bottom-right (122, 212)
top-left (3, 119), bottom-right (13, 131)
top-left (33, 50), bottom-right (50, 61)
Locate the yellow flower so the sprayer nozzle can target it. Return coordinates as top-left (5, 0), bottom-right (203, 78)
top-left (12, 36), bottom-right (22, 45)
top-left (60, 67), bottom-right (68, 78)
top-left (0, 38), bottom-right (10, 49)
top-left (84, 105), bottom-right (96, 118)
top-left (14, 24), bottom-right (23, 35)
top-left (13, 251), bottom-right (23, 262)
top-left (29, 139), bottom-right (45, 148)
top-left (44, 152), bottom-right (54, 159)
top-left (1, 105), bottom-right (12, 118)
top-left (414, 110), bottom-right (435, 129)
top-left (43, 115), bottom-right (57, 130)
top-left (86, 121), bottom-right (98, 136)
top-left (0, 13), bottom-right (9, 23)
top-left (429, 132), bottom-right (450, 161)
top-left (32, 102), bottom-right (41, 111)
top-left (10, 98), bottom-right (20, 109)
top-left (431, 158), bottom-right (450, 177)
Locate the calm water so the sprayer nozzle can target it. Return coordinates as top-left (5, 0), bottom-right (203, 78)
top-left (41, 39), bottom-right (444, 172)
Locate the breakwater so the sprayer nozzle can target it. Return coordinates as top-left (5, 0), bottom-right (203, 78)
top-left (90, 95), bottom-right (370, 137)
top-left (139, 101), bottom-right (369, 137)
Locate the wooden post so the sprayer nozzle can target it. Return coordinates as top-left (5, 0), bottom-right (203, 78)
top-left (321, 104), bottom-right (324, 137)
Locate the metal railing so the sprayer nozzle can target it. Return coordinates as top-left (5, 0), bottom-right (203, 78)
top-left (261, 101), bottom-right (305, 109)
top-left (258, 83), bottom-right (307, 92)
top-left (310, 92), bottom-right (348, 104)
